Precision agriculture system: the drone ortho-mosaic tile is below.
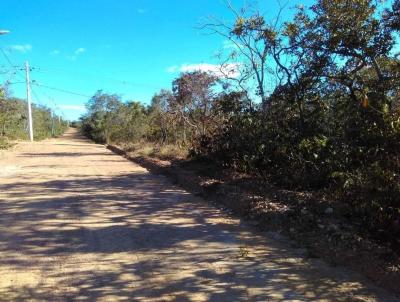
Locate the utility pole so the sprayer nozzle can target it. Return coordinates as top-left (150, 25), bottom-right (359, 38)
top-left (25, 61), bottom-right (34, 141)
top-left (51, 110), bottom-right (55, 137)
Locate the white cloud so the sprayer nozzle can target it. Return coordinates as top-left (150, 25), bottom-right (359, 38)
top-left (75, 47), bottom-right (85, 55)
top-left (50, 49), bottom-right (60, 55)
top-left (166, 65), bottom-right (178, 73)
top-left (60, 105), bottom-right (85, 111)
top-left (67, 48), bottom-right (86, 61)
top-left (9, 44), bottom-right (32, 53)
top-left (168, 63), bottom-right (241, 78)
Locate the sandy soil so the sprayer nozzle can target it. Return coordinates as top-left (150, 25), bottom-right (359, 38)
top-left (0, 129), bottom-right (397, 302)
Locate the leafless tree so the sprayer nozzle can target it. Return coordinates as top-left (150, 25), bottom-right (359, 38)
top-left (200, 0), bottom-right (290, 107)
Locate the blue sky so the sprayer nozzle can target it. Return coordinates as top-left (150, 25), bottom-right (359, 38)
top-left (0, 0), bottom-right (307, 120)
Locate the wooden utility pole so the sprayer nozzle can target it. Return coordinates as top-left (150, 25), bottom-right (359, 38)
top-left (25, 61), bottom-right (34, 141)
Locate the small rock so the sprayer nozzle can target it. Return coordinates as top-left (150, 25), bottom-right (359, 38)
top-left (290, 227), bottom-right (296, 233)
top-left (325, 207), bottom-right (334, 215)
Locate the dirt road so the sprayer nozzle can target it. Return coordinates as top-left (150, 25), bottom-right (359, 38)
top-left (0, 129), bottom-right (397, 301)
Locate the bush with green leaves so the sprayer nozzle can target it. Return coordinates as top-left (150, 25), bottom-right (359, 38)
top-left (196, 0), bottom-right (400, 240)
top-left (0, 90), bottom-right (68, 144)
top-left (81, 0), bottom-right (400, 242)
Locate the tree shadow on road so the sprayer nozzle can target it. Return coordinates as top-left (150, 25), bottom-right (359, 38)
top-left (0, 172), bottom-right (394, 301)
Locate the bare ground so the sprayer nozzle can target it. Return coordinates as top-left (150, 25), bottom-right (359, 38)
top-left (0, 129), bottom-right (397, 302)
top-left (114, 145), bottom-right (400, 296)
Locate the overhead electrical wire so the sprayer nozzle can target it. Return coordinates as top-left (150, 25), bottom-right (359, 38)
top-left (3, 69), bottom-right (20, 86)
top-left (31, 84), bottom-right (65, 116)
top-left (30, 87), bottom-right (47, 107)
top-left (30, 86), bottom-right (67, 125)
top-left (3, 61), bottom-right (150, 101)
top-left (6, 81), bottom-right (25, 85)
top-left (0, 57), bottom-right (73, 121)
top-left (1, 59), bottom-right (147, 121)
top-left (0, 48), bottom-right (25, 81)
top-left (35, 66), bottom-right (161, 90)
top-left (32, 82), bottom-right (92, 98)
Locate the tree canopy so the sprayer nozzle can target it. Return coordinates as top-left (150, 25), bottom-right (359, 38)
top-left (81, 0), bottom-right (400, 241)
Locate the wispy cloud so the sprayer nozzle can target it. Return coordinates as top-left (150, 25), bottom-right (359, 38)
top-left (9, 44), bottom-right (32, 53)
top-left (167, 63), bottom-right (241, 78)
top-left (166, 66), bottom-right (178, 73)
top-left (67, 47), bottom-right (86, 61)
top-left (50, 49), bottom-right (60, 55)
top-left (75, 47), bottom-right (85, 55)
top-left (60, 105), bottom-right (85, 111)
top-left (137, 8), bottom-right (148, 14)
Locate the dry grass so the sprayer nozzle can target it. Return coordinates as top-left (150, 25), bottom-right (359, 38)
top-left (121, 142), bottom-right (188, 160)
top-left (0, 137), bottom-right (14, 150)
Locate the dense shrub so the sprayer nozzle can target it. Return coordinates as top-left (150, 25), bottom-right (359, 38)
top-left (0, 92), bottom-right (68, 143)
top-left (81, 0), bottom-right (400, 241)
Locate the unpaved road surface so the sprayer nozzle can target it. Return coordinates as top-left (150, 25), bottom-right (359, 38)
top-left (0, 129), bottom-right (397, 302)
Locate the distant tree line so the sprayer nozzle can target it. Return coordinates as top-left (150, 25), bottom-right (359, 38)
top-left (0, 86), bottom-right (68, 148)
top-left (81, 0), bottom-right (400, 240)
top-left (80, 70), bottom-right (221, 147)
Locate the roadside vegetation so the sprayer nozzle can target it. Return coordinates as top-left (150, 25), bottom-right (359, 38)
top-left (0, 86), bottom-right (68, 148)
top-left (81, 0), bottom-right (400, 255)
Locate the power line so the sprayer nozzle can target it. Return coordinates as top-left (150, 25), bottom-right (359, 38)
top-left (0, 58), bottom-right (21, 84)
top-left (32, 82), bottom-right (92, 98)
top-left (5, 81), bottom-right (25, 85)
top-left (0, 48), bottom-right (16, 67)
top-left (30, 84), bottom-right (66, 135)
top-left (0, 48), bottom-right (25, 81)
top-left (36, 66), bottom-right (161, 89)
top-left (33, 85), bottom-right (59, 107)
top-left (31, 84), bottom-right (65, 116)
top-left (30, 86), bottom-right (47, 107)
top-left (2, 69), bottom-right (20, 85)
